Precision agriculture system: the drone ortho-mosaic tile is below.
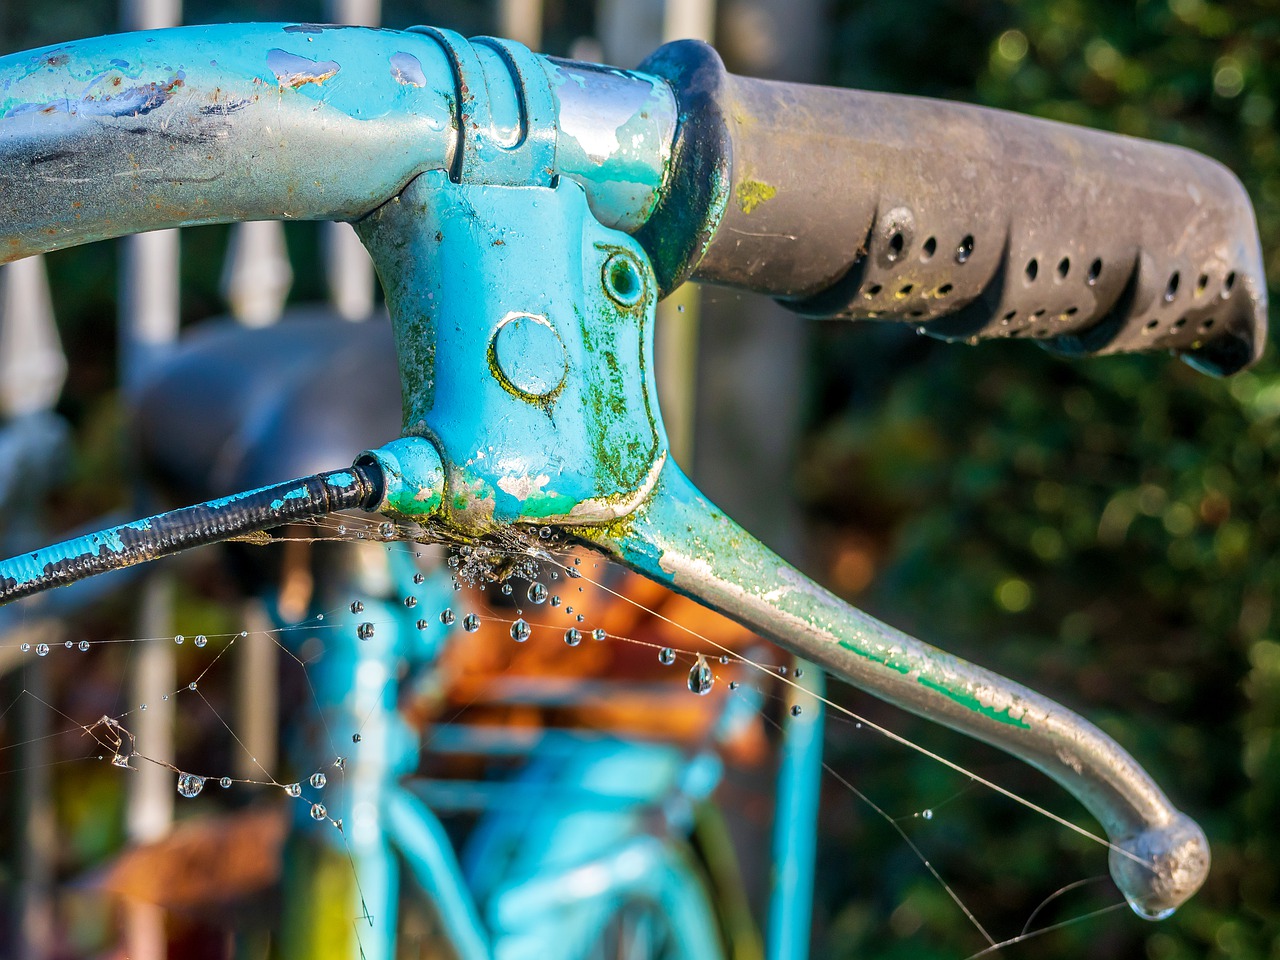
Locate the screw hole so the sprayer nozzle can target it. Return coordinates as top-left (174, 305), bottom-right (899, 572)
top-left (921, 236), bottom-right (937, 260)
top-left (1164, 271), bottom-right (1180, 302)
top-left (1200, 317), bottom-right (1216, 332)
top-left (1064, 306), bottom-right (1078, 316)
top-left (1196, 274), bottom-right (1209, 296)
top-left (955, 235), bottom-right (975, 264)
top-left (896, 284), bottom-right (914, 298)
top-left (1172, 317), bottom-right (1187, 330)
top-left (908, 309), bottom-right (925, 317)
top-left (603, 254), bottom-right (644, 306)
top-left (864, 283), bottom-right (882, 298)
top-left (1144, 319), bottom-right (1159, 332)
top-left (1002, 310), bottom-right (1016, 324)
top-left (1223, 271), bottom-right (1236, 295)
top-left (1025, 259), bottom-right (1039, 282)
top-left (1057, 257), bottom-right (1070, 279)
top-left (887, 232), bottom-right (905, 260)
top-left (1087, 258), bottom-right (1102, 284)
top-left (936, 283), bottom-right (953, 296)
top-left (1032, 308), bottom-right (1046, 318)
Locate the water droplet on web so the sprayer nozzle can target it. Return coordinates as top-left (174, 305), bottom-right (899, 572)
top-left (658, 647), bottom-right (675, 665)
top-left (527, 582), bottom-right (547, 604)
top-left (188, 682), bottom-right (197, 691)
top-left (719, 655), bottom-right (729, 664)
top-left (220, 776), bottom-right (233, 789)
top-left (64, 640), bottom-right (72, 649)
top-left (447, 556), bottom-right (459, 569)
top-left (790, 704), bottom-right (803, 717)
top-left (111, 753), bottom-right (132, 769)
top-left (239, 631), bottom-right (249, 638)
top-left (357, 622), bottom-right (374, 640)
top-left (416, 619), bottom-right (428, 630)
top-left (162, 695), bottom-right (169, 702)
top-left (565, 607), bottom-right (573, 615)
top-left (336, 523), bottom-right (347, 536)
top-left (310, 772), bottom-right (327, 789)
top-left (311, 802), bottom-right (328, 821)
top-left (539, 526), bottom-right (552, 538)
top-left (440, 608), bottom-right (456, 626)
top-left (413, 573), bottom-right (425, 585)
top-left (78, 640), bottom-right (90, 652)
top-left (20, 643), bottom-right (29, 653)
top-left (687, 656), bottom-right (714, 696)
top-left (501, 583), bottom-right (512, 596)
top-left (921, 808), bottom-right (933, 820)
top-left (404, 596), bottom-right (417, 608)
top-left (564, 628), bottom-right (581, 646)
top-left (453, 580), bottom-right (462, 591)
top-left (728, 681), bottom-right (740, 691)
top-left (794, 667), bottom-right (804, 678)
top-left (140, 703), bottom-right (147, 711)
top-left (350, 601), bottom-right (364, 614)
top-left (284, 782), bottom-right (301, 798)
top-left (379, 521), bottom-right (396, 540)
top-left (194, 635), bottom-right (207, 648)
top-left (550, 595), bottom-right (561, 607)
top-left (176, 772), bottom-right (205, 798)
top-left (333, 757), bottom-right (346, 770)
top-left (510, 619), bottom-right (531, 642)
top-left (174, 634), bottom-right (184, 645)
top-left (778, 666), bottom-right (788, 676)
top-left (352, 733), bottom-right (362, 743)
top-left (592, 628), bottom-right (606, 642)
top-left (576, 614), bottom-right (585, 622)
top-left (463, 614), bottom-right (480, 633)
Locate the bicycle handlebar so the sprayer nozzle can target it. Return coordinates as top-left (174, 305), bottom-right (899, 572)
top-left (0, 20), bottom-right (1262, 921)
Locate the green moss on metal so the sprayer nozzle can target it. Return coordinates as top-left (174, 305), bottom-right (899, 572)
top-left (735, 179), bottom-right (776, 214)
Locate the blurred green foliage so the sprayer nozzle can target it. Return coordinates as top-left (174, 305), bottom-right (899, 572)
top-left (802, 1), bottom-right (1280, 957)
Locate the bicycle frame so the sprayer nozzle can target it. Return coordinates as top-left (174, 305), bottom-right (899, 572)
top-left (0, 20), bottom-right (1269, 923)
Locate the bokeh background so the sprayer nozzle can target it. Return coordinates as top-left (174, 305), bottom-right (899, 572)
top-left (1, 1), bottom-right (1278, 959)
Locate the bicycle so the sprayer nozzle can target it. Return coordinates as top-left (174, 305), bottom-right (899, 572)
top-left (0, 17), bottom-right (1267, 957)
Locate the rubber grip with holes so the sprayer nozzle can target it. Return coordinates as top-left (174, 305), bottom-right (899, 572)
top-left (640, 41), bottom-right (1267, 376)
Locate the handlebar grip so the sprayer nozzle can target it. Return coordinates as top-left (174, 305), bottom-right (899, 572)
top-left (640, 42), bottom-right (1267, 376)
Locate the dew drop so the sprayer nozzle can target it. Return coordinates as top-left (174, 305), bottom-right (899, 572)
top-left (564, 628), bottom-right (582, 646)
top-left (658, 647), bottom-right (675, 665)
top-left (140, 703), bottom-right (147, 711)
top-left (550, 596), bottom-right (561, 607)
top-left (794, 667), bottom-right (804, 678)
top-left (463, 614), bottom-right (480, 633)
top-left (501, 583), bottom-right (513, 596)
top-left (539, 526), bottom-right (552, 538)
top-left (350, 600), bottom-right (364, 614)
top-left (416, 619), bottom-right (428, 630)
top-left (310, 772), bottom-right (327, 789)
top-left (188, 682), bottom-right (197, 691)
top-left (452, 580), bottom-right (462, 591)
top-left (440, 608), bottom-right (456, 626)
top-left (64, 640), bottom-right (72, 648)
top-left (352, 733), bottom-right (362, 743)
top-left (404, 596), bottom-right (418, 608)
top-left (162, 695), bottom-right (169, 702)
top-left (333, 757), bottom-right (346, 771)
top-left (194, 635), bottom-right (207, 648)
top-left (78, 640), bottom-right (90, 652)
top-left (284, 782), bottom-right (302, 798)
top-left (719, 655), bottom-right (729, 664)
top-left (565, 606), bottom-right (574, 615)
top-left (111, 753), bottom-right (132, 769)
top-left (510, 619), bottom-right (531, 642)
top-left (413, 573), bottom-right (425, 585)
top-left (176, 772), bottom-right (205, 798)
top-left (921, 808), bottom-right (933, 820)
top-left (576, 614), bottom-right (585, 622)
top-left (527, 582), bottom-right (547, 604)
top-left (1128, 901), bottom-right (1176, 921)
top-left (174, 634), bottom-right (184, 645)
top-left (220, 776), bottom-right (233, 789)
top-left (790, 704), bottom-right (803, 717)
top-left (239, 630), bottom-right (248, 638)
top-left (378, 521), bottom-right (396, 540)
top-left (728, 681), bottom-right (740, 691)
top-left (35, 643), bottom-right (49, 657)
top-left (592, 628), bottom-right (606, 642)
top-left (19, 643), bottom-right (29, 653)
top-left (778, 666), bottom-right (788, 676)
top-left (357, 622), bottom-right (374, 640)
top-left (336, 523), bottom-right (347, 536)
top-left (310, 802), bottom-right (328, 821)
top-left (687, 656), bottom-right (714, 696)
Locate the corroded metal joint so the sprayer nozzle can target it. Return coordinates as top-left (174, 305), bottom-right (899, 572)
top-left (358, 436), bottom-right (446, 522)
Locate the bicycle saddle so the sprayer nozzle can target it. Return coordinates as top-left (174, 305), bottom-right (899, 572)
top-left (133, 313), bottom-right (400, 502)
top-left (0, 22), bottom-right (1268, 919)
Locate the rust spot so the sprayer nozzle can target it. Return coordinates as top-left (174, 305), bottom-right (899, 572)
top-left (492, 239), bottom-right (505, 246)
top-left (45, 54), bottom-right (69, 67)
top-left (267, 48), bottom-right (341, 89)
top-left (112, 77), bottom-right (122, 87)
top-left (71, 201), bottom-right (82, 208)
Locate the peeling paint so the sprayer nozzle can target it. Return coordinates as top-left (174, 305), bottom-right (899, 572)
top-left (266, 48), bottom-right (340, 88)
